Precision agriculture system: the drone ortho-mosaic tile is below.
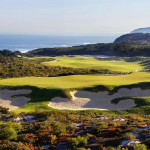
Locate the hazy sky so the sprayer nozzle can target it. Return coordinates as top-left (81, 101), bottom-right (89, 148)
top-left (0, 0), bottom-right (150, 35)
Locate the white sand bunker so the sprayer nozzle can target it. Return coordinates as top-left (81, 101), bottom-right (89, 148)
top-left (49, 88), bottom-right (150, 110)
top-left (0, 89), bottom-right (32, 110)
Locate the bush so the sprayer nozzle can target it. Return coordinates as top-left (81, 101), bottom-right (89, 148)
top-left (142, 138), bottom-right (150, 148)
top-left (0, 106), bottom-right (9, 114)
top-left (77, 136), bottom-right (88, 147)
top-left (76, 148), bottom-right (91, 150)
top-left (133, 144), bottom-right (147, 150)
top-left (106, 146), bottom-right (117, 150)
top-left (52, 122), bottom-right (66, 135)
top-left (0, 127), bottom-right (17, 140)
top-left (69, 136), bottom-right (88, 149)
top-left (124, 132), bottom-right (136, 140)
top-left (0, 141), bottom-right (30, 150)
top-left (0, 121), bottom-right (22, 140)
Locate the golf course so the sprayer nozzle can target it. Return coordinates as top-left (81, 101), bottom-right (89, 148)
top-left (40, 56), bottom-right (144, 72)
top-left (0, 56), bottom-right (150, 114)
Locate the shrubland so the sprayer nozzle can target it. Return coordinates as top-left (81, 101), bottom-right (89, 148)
top-left (0, 56), bottom-right (122, 79)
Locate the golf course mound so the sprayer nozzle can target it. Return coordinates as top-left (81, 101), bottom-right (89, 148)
top-left (49, 88), bottom-right (150, 110)
top-left (0, 89), bottom-right (32, 110)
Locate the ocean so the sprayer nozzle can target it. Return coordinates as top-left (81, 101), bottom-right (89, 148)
top-left (0, 34), bottom-right (120, 53)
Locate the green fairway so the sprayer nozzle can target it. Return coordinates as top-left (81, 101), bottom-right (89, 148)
top-left (0, 72), bottom-right (150, 90)
top-left (0, 56), bottom-right (150, 113)
top-left (0, 72), bottom-right (150, 113)
top-left (40, 56), bottom-right (143, 72)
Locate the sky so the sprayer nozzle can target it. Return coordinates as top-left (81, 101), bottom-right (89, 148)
top-left (0, 0), bottom-right (150, 35)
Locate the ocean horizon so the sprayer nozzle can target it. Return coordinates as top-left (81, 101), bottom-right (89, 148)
top-left (0, 34), bottom-right (121, 53)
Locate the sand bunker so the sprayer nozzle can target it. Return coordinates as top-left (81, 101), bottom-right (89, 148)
top-left (0, 89), bottom-right (32, 110)
top-left (49, 88), bottom-right (150, 110)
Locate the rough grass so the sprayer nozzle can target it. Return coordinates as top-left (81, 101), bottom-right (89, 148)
top-left (40, 56), bottom-right (143, 72)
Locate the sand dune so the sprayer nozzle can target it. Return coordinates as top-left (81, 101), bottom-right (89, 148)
top-left (0, 89), bottom-right (32, 110)
top-left (49, 88), bottom-right (150, 110)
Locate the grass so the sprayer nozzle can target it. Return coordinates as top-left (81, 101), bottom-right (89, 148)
top-left (39, 56), bottom-right (144, 72)
top-left (0, 56), bottom-right (150, 114)
top-left (11, 88), bottom-right (66, 113)
top-left (0, 72), bottom-right (149, 90)
top-left (0, 72), bottom-right (149, 114)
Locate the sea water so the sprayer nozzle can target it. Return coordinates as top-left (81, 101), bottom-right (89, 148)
top-left (0, 34), bottom-right (120, 52)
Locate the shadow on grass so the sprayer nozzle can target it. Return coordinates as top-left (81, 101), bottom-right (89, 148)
top-left (0, 85), bottom-right (67, 113)
top-left (0, 82), bottom-right (150, 115)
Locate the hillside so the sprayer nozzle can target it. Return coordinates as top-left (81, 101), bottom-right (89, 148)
top-left (28, 42), bottom-right (150, 57)
top-left (26, 32), bottom-right (150, 57)
top-left (27, 43), bottom-right (114, 56)
top-left (114, 33), bottom-right (150, 45)
top-left (132, 27), bottom-right (150, 33)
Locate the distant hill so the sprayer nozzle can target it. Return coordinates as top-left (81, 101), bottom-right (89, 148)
top-left (114, 33), bottom-right (150, 45)
top-left (28, 41), bottom-right (150, 57)
top-left (27, 31), bottom-right (150, 57)
top-left (132, 27), bottom-right (150, 33)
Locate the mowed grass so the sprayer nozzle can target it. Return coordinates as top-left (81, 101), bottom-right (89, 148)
top-left (0, 55), bottom-right (149, 113)
top-left (0, 72), bottom-right (150, 90)
top-left (0, 72), bottom-right (150, 113)
top-left (40, 56), bottom-right (143, 72)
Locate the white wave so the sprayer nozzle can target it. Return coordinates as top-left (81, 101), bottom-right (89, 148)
top-left (83, 42), bottom-right (91, 45)
top-left (60, 45), bottom-right (68, 47)
top-left (18, 49), bottom-right (33, 53)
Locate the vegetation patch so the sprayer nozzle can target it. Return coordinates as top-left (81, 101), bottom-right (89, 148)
top-left (41, 56), bottom-right (143, 73)
top-left (0, 56), bottom-right (122, 78)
